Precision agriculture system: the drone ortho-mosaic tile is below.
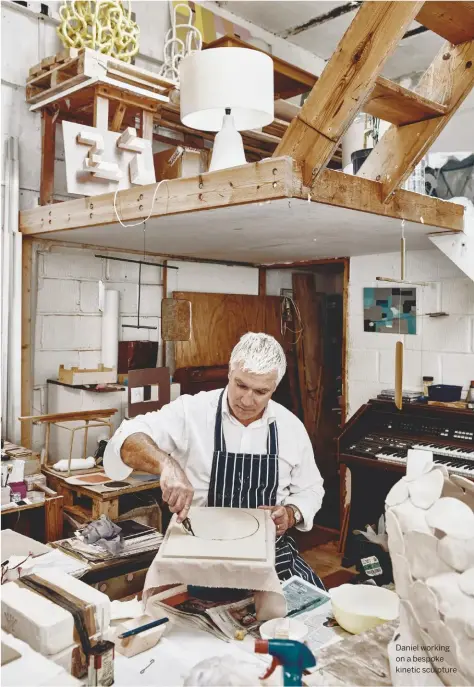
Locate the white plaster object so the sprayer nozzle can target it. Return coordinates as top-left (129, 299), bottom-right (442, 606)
top-left (392, 500), bottom-right (432, 534)
top-left (426, 497), bottom-right (474, 539)
top-left (426, 572), bottom-right (469, 615)
top-left (392, 553), bottom-right (413, 599)
top-left (407, 580), bottom-right (440, 629)
top-left (438, 535), bottom-right (474, 572)
top-left (115, 614), bottom-right (169, 657)
top-left (407, 468), bottom-right (444, 509)
top-left (386, 478), bottom-right (409, 507)
top-left (405, 449), bottom-right (434, 481)
top-left (404, 531), bottom-right (451, 579)
top-left (458, 568), bottom-right (474, 596)
top-left (385, 510), bottom-right (405, 556)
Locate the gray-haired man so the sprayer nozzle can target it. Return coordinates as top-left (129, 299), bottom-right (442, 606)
top-left (104, 332), bottom-right (325, 586)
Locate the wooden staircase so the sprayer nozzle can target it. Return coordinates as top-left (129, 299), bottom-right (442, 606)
top-left (274, 1), bottom-right (474, 200)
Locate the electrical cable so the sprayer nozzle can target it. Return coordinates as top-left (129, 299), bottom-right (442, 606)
top-left (113, 178), bottom-right (169, 228)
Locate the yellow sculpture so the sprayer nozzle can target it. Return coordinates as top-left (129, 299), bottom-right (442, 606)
top-left (58, 1), bottom-right (139, 63)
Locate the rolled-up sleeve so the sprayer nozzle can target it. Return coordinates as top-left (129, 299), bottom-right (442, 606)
top-left (283, 425), bottom-right (324, 532)
top-left (103, 397), bottom-right (188, 481)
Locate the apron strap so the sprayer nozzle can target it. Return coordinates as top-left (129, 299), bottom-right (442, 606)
top-left (214, 390), bottom-right (226, 453)
top-left (214, 389), bottom-right (278, 455)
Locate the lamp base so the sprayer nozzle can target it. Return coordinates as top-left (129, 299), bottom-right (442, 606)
top-left (209, 114), bottom-right (247, 172)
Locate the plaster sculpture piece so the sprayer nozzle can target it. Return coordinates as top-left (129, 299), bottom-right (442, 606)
top-left (63, 121), bottom-right (155, 195)
top-left (458, 568), bottom-right (474, 596)
top-left (438, 535), bottom-right (474, 572)
top-left (385, 510), bottom-right (405, 556)
top-left (405, 449), bottom-right (434, 481)
top-left (407, 580), bottom-right (440, 629)
top-left (385, 478), bottom-right (409, 507)
top-left (391, 500), bottom-right (432, 534)
top-left (426, 497), bottom-right (474, 539)
top-left (407, 468), bottom-right (444, 509)
top-left (404, 531), bottom-right (451, 579)
top-left (386, 451), bottom-right (474, 686)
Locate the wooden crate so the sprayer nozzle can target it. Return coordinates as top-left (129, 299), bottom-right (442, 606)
top-left (26, 47), bottom-right (175, 107)
top-left (58, 364), bottom-right (117, 386)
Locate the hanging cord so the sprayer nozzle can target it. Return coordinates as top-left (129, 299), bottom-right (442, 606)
top-left (113, 178), bottom-right (170, 228)
top-left (281, 295), bottom-right (303, 345)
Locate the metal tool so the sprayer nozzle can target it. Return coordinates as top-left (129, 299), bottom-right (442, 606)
top-left (140, 659), bottom-right (155, 674)
top-left (182, 517), bottom-right (195, 536)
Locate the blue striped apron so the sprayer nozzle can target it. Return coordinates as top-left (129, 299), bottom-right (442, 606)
top-left (208, 390), bottom-right (324, 589)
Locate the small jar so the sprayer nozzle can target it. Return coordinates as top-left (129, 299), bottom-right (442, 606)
top-left (423, 376), bottom-right (434, 398)
top-left (467, 381), bottom-right (474, 410)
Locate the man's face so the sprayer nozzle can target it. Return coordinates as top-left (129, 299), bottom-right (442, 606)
top-left (227, 365), bottom-right (278, 425)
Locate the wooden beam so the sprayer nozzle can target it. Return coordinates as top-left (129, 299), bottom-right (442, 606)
top-left (274, 1), bottom-right (424, 185)
top-left (40, 110), bottom-right (56, 205)
top-left (304, 168), bottom-right (464, 231)
top-left (20, 157), bottom-right (296, 235)
top-left (111, 102), bottom-right (127, 132)
top-left (45, 495), bottom-right (64, 542)
top-left (364, 76), bottom-right (447, 126)
top-left (416, 2), bottom-right (474, 44)
top-left (258, 267), bottom-right (267, 296)
top-left (21, 237), bottom-right (33, 448)
top-left (162, 259), bottom-right (168, 368)
top-left (359, 40), bottom-right (474, 200)
top-left (142, 110), bottom-right (154, 140)
top-left (93, 93), bottom-right (109, 129)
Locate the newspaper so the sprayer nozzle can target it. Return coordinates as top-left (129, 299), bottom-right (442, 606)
top-left (149, 576), bottom-right (350, 650)
top-left (55, 531), bottom-right (163, 563)
top-left (282, 576), bottom-right (349, 654)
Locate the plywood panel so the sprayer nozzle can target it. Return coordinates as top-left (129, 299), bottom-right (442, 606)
top-left (174, 292), bottom-right (283, 368)
top-left (293, 274), bottom-right (324, 447)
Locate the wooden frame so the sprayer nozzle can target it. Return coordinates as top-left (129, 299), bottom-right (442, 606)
top-left (19, 157), bottom-right (465, 236)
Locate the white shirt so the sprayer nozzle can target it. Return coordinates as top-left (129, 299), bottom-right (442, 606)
top-left (104, 387), bottom-right (324, 532)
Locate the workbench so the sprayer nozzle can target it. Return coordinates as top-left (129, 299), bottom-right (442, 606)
top-left (43, 467), bottom-right (161, 522)
top-left (1, 494), bottom-right (64, 543)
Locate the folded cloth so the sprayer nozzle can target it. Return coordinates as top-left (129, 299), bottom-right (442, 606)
top-left (81, 515), bottom-right (122, 548)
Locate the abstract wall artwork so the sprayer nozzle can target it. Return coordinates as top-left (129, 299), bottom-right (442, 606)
top-left (364, 287), bottom-right (416, 335)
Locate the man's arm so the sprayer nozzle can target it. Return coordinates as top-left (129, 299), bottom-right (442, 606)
top-left (103, 399), bottom-right (194, 522)
top-left (120, 432), bottom-right (193, 522)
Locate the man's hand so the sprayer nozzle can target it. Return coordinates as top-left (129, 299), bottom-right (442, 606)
top-left (258, 505), bottom-right (295, 536)
top-left (160, 455), bottom-right (194, 523)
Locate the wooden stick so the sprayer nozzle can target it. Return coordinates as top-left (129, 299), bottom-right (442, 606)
top-left (40, 110), bottom-right (56, 205)
top-left (395, 341), bottom-right (404, 410)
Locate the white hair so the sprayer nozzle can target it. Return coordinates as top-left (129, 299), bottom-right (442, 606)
top-left (229, 332), bottom-right (287, 386)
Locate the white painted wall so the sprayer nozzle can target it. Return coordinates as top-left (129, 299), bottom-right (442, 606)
top-left (30, 241), bottom-right (260, 449)
top-left (347, 249), bottom-right (474, 418)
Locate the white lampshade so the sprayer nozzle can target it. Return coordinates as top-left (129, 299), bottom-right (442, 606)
top-left (179, 48), bottom-right (274, 132)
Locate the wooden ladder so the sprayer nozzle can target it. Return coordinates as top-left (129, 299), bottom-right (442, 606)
top-left (274, 1), bottom-right (474, 200)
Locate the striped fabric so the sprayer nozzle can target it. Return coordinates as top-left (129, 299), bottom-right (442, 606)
top-left (208, 390), bottom-right (324, 589)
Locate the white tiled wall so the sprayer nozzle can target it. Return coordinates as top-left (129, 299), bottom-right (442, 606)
top-left (347, 249), bottom-right (474, 418)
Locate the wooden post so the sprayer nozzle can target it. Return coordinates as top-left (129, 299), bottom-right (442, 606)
top-left (258, 267), bottom-right (267, 297)
top-left (93, 93), bottom-right (109, 130)
top-left (111, 102), bottom-right (127, 132)
top-left (142, 110), bottom-right (154, 140)
top-left (40, 110), bottom-right (56, 206)
top-left (21, 238), bottom-right (33, 448)
top-left (92, 498), bottom-right (119, 520)
top-left (162, 260), bottom-right (168, 368)
top-left (44, 495), bottom-right (64, 542)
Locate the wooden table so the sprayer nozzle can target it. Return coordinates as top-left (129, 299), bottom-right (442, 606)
top-left (43, 467), bottom-right (161, 522)
top-left (1, 495), bottom-right (64, 542)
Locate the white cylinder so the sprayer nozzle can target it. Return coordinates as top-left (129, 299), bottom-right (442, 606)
top-left (101, 290), bottom-right (119, 370)
top-left (179, 48), bottom-right (274, 132)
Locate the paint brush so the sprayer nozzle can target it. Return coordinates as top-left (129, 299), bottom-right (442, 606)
top-left (118, 617), bottom-right (169, 639)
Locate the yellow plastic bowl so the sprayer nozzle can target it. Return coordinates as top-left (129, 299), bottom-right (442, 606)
top-left (329, 584), bottom-right (399, 634)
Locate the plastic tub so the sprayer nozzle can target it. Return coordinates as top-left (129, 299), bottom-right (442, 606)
top-left (428, 384), bottom-right (462, 402)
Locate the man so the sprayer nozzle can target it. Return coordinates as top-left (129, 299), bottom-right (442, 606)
top-left (104, 332), bottom-right (325, 586)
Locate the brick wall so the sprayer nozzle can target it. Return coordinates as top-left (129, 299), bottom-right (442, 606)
top-left (347, 249), bottom-right (474, 417)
